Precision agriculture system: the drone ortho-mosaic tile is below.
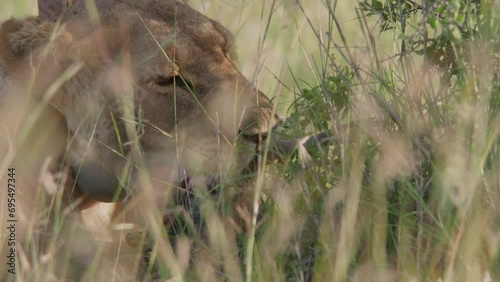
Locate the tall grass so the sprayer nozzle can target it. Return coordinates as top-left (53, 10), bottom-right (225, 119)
top-left (1, 0), bottom-right (499, 281)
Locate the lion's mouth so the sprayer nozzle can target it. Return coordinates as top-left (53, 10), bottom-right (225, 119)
top-left (175, 147), bottom-right (258, 196)
top-left (166, 148), bottom-right (259, 225)
top-left (179, 174), bottom-right (218, 193)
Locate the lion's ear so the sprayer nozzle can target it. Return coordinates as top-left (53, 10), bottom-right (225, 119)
top-left (0, 17), bottom-right (55, 67)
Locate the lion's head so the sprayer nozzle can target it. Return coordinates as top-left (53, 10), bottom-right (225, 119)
top-left (0, 0), bottom-right (277, 203)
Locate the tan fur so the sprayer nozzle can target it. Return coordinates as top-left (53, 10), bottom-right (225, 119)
top-left (0, 0), bottom-right (276, 279)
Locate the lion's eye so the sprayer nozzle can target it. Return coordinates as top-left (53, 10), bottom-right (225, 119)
top-left (154, 76), bottom-right (174, 87)
top-left (174, 76), bottom-right (193, 89)
top-left (153, 75), bottom-right (193, 89)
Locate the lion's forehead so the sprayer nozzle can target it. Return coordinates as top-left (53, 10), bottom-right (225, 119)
top-left (63, 1), bottom-right (231, 75)
top-left (129, 18), bottom-right (229, 58)
top-left (66, 0), bottom-right (226, 37)
top-left (126, 25), bottom-right (232, 81)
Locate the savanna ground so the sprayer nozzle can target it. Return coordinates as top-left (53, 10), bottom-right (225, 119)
top-left (1, 0), bottom-right (500, 281)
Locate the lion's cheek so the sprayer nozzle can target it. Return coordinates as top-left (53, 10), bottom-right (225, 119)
top-left (203, 89), bottom-right (243, 139)
top-left (179, 140), bottom-right (235, 177)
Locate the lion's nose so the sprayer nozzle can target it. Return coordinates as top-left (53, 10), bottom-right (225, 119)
top-left (242, 131), bottom-right (268, 144)
top-left (240, 111), bottom-right (279, 143)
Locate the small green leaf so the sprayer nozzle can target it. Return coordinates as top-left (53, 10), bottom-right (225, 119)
top-left (437, 4), bottom-right (446, 14)
top-left (372, 0), bottom-right (383, 11)
top-left (427, 17), bottom-right (437, 29)
top-left (450, 25), bottom-right (463, 41)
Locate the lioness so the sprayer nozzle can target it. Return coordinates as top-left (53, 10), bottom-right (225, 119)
top-left (0, 0), bottom-right (277, 279)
